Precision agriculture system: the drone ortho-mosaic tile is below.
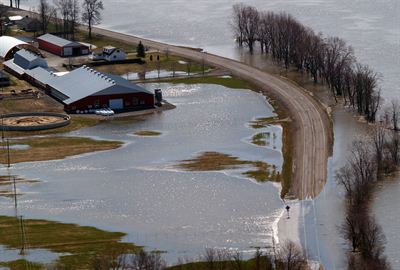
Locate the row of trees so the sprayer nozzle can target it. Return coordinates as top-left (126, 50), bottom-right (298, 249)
top-left (37, 0), bottom-right (103, 39)
top-left (73, 241), bottom-right (307, 270)
top-left (337, 126), bottom-right (399, 269)
top-left (8, 0), bottom-right (20, 9)
top-left (232, 4), bottom-right (381, 122)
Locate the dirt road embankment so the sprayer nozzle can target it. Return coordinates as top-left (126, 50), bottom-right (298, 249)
top-left (87, 26), bottom-right (332, 199)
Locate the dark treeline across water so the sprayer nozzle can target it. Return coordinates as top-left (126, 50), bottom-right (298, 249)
top-left (231, 4), bottom-right (386, 123)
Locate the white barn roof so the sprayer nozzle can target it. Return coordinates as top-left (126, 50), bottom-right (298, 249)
top-left (47, 66), bottom-right (153, 105)
top-left (25, 67), bottom-right (56, 85)
top-left (38, 33), bottom-right (82, 47)
top-left (0, 36), bottom-right (28, 59)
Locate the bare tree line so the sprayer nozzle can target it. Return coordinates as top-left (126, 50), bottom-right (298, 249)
top-left (37, 0), bottom-right (103, 39)
top-left (337, 126), bottom-right (399, 269)
top-left (232, 4), bottom-right (381, 122)
top-left (49, 241), bottom-right (307, 270)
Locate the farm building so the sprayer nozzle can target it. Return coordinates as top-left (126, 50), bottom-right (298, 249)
top-left (16, 16), bottom-right (41, 32)
top-left (37, 33), bottom-right (89, 57)
top-left (45, 66), bottom-right (154, 113)
top-left (0, 36), bottom-right (41, 60)
top-left (90, 46), bottom-right (126, 61)
top-left (3, 49), bottom-right (48, 77)
top-left (0, 70), bottom-right (10, 87)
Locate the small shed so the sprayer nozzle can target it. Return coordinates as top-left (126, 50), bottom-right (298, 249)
top-left (0, 70), bottom-right (10, 87)
top-left (37, 33), bottom-right (89, 57)
top-left (16, 16), bottom-right (41, 32)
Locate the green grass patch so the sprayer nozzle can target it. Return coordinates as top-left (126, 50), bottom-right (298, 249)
top-left (74, 31), bottom-right (135, 52)
top-left (0, 136), bottom-right (122, 164)
top-left (177, 152), bottom-right (281, 182)
top-left (133, 130), bottom-right (162, 136)
top-left (251, 132), bottom-right (271, 147)
top-left (169, 76), bottom-right (253, 89)
top-left (0, 216), bottom-right (141, 269)
top-left (0, 260), bottom-right (43, 270)
top-left (95, 53), bottom-right (212, 77)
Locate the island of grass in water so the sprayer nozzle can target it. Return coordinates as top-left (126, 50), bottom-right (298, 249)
top-left (177, 152), bottom-right (281, 182)
top-left (133, 130), bottom-right (162, 136)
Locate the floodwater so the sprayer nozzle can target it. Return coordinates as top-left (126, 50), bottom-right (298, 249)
top-left (5, 0), bottom-right (400, 267)
top-left (0, 83), bottom-right (284, 263)
top-left (16, 0), bottom-right (399, 104)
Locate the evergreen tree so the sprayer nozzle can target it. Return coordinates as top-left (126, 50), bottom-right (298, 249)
top-left (136, 41), bottom-right (145, 58)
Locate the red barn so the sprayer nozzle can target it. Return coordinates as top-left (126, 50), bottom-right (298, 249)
top-left (37, 33), bottom-right (89, 57)
top-left (46, 66), bottom-right (154, 113)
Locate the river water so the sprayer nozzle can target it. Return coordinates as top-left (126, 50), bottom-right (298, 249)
top-left (3, 0), bottom-right (400, 268)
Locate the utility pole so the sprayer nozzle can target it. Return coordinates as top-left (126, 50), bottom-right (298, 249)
top-left (19, 215), bottom-right (27, 255)
top-left (1, 115), bottom-right (4, 141)
top-left (6, 138), bottom-right (10, 168)
top-left (13, 176), bottom-right (17, 209)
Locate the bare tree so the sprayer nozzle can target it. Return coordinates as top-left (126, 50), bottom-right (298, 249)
top-left (359, 216), bottom-right (386, 260)
top-left (231, 4), bottom-right (259, 53)
top-left (387, 130), bottom-right (400, 166)
top-left (38, 0), bottom-right (55, 34)
top-left (82, 0), bottom-right (103, 39)
top-left (68, 0), bottom-right (80, 39)
top-left (371, 126), bottom-right (386, 177)
top-left (390, 99), bottom-right (400, 131)
top-left (0, 4), bottom-right (8, 36)
top-left (55, 0), bottom-right (70, 36)
top-left (276, 240), bottom-right (307, 270)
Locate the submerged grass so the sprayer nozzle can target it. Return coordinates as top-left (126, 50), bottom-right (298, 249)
top-left (0, 175), bottom-right (39, 186)
top-left (177, 152), bottom-right (281, 182)
top-left (0, 136), bottom-right (122, 164)
top-left (251, 132), bottom-right (271, 147)
top-left (0, 216), bottom-right (141, 269)
top-left (133, 130), bottom-right (162, 136)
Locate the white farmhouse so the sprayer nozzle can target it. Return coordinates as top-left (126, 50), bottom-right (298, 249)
top-left (90, 46), bottom-right (126, 62)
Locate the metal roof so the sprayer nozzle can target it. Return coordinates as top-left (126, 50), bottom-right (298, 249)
top-left (25, 67), bottom-right (56, 85)
top-left (47, 66), bottom-right (153, 105)
top-left (37, 33), bottom-right (82, 48)
top-left (3, 59), bottom-right (25, 76)
top-left (0, 36), bottom-right (28, 58)
top-left (13, 49), bottom-right (48, 70)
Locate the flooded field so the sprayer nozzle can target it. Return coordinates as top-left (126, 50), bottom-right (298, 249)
top-left (0, 83), bottom-right (284, 264)
top-left (4, 0), bottom-right (400, 267)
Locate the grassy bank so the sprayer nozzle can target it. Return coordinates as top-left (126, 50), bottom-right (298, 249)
top-left (95, 53), bottom-right (211, 76)
top-left (177, 152), bottom-right (281, 182)
top-left (0, 136), bottom-right (122, 164)
top-left (0, 215), bottom-right (140, 269)
top-left (168, 76), bottom-right (254, 90)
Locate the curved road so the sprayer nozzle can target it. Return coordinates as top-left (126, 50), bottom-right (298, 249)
top-left (89, 27), bottom-right (331, 200)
